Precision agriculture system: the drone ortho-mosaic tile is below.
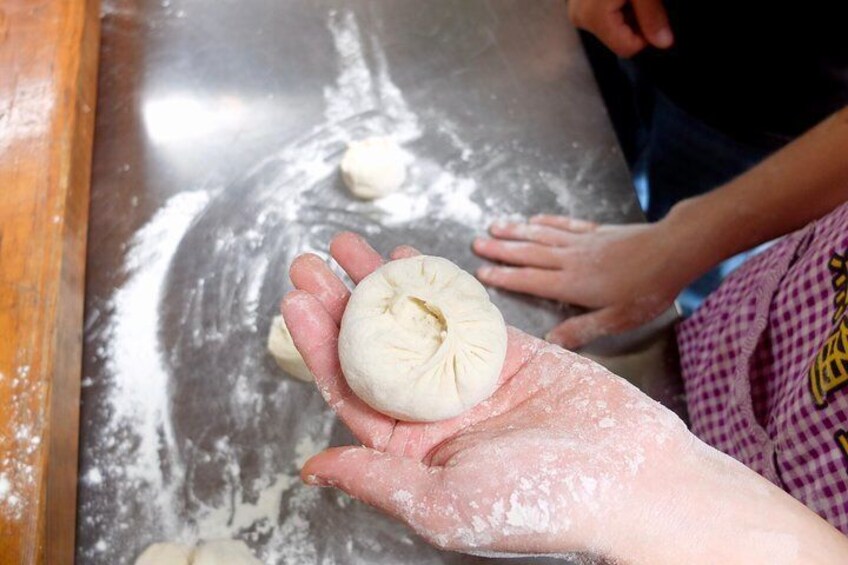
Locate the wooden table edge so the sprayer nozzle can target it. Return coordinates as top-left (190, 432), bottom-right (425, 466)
top-left (0, 0), bottom-right (100, 563)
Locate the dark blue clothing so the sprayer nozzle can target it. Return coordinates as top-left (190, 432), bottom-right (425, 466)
top-left (636, 1), bottom-right (848, 149)
top-left (630, 79), bottom-right (771, 314)
top-left (581, 3), bottom-right (848, 314)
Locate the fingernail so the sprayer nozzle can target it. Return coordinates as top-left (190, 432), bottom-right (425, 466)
top-left (655, 27), bottom-right (673, 48)
top-left (477, 267), bottom-right (492, 279)
top-left (304, 473), bottom-right (337, 487)
top-left (303, 473), bottom-right (323, 486)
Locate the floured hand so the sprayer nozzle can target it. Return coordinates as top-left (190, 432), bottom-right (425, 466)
top-left (283, 232), bottom-right (848, 565)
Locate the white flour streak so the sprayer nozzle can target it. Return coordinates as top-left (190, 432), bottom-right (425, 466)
top-left (194, 473), bottom-right (297, 540)
top-left (324, 12), bottom-right (378, 125)
top-left (106, 190), bottom-right (209, 533)
top-left (84, 8), bottom-right (496, 563)
top-left (324, 10), bottom-right (421, 143)
top-left (432, 174), bottom-right (483, 224)
top-left (372, 169), bottom-right (484, 226)
top-left (372, 191), bottom-right (430, 225)
top-left (242, 254), bottom-right (269, 330)
top-left (368, 28), bottom-right (422, 142)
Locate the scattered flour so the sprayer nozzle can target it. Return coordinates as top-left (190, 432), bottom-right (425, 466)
top-left (0, 363), bottom-right (42, 523)
top-left (106, 190), bottom-right (210, 535)
top-left (79, 9), bottom-right (491, 563)
top-left (194, 473), bottom-right (297, 540)
top-left (85, 467), bottom-right (104, 486)
top-left (505, 492), bottom-right (552, 533)
top-left (598, 418), bottom-right (616, 429)
top-left (79, 5), bottom-right (616, 563)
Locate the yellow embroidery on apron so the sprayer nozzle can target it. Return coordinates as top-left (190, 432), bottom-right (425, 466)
top-left (837, 431), bottom-right (848, 463)
top-left (809, 252), bottom-right (848, 407)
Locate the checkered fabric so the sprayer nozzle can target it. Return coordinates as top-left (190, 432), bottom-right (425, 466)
top-left (678, 200), bottom-right (848, 534)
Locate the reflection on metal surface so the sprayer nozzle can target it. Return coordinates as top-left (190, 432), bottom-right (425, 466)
top-left (143, 95), bottom-right (247, 144)
top-left (79, 1), bottom-right (679, 563)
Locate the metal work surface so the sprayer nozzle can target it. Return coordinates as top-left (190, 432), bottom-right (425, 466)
top-left (79, 0), bottom-right (679, 562)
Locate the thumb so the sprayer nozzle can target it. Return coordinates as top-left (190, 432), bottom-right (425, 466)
top-left (302, 446), bottom-right (442, 524)
top-left (546, 307), bottom-right (632, 350)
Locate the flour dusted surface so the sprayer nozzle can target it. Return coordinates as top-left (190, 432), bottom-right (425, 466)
top-left (78, 4), bottom-right (623, 564)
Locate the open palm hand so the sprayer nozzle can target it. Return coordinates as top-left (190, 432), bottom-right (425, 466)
top-left (283, 233), bottom-right (717, 561)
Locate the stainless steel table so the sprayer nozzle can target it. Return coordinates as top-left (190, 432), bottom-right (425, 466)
top-left (78, 1), bottom-right (683, 563)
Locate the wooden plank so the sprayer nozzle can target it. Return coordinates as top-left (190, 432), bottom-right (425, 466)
top-left (0, 0), bottom-right (100, 563)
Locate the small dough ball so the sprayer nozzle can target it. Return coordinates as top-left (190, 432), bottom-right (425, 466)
top-left (268, 315), bottom-right (313, 382)
top-left (338, 255), bottom-right (507, 422)
top-left (193, 540), bottom-right (262, 565)
top-left (135, 542), bottom-right (193, 565)
top-left (340, 137), bottom-right (407, 199)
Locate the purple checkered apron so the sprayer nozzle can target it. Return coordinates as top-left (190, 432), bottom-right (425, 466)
top-left (678, 200), bottom-right (848, 533)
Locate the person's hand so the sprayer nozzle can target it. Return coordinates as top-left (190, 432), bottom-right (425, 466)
top-left (280, 232), bottom-right (784, 563)
top-left (473, 216), bottom-right (690, 349)
top-left (568, 0), bottom-right (673, 58)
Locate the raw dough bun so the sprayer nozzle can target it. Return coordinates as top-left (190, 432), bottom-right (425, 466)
top-left (193, 540), bottom-right (262, 565)
top-left (340, 137), bottom-right (407, 199)
top-left (135, 542), bottom-right (193, 565)
top-left (267, 314), bottom-right (313, 382)
top-left (338, 255), bottom-right (507, 422)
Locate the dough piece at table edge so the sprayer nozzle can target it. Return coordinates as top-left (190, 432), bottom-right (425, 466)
top-left (268, 314), bottom-right (314, 382)
top-left (134, 542), bottom-right (193, 565)
top-left (134, 539), bottom-right (263, 565)
top-left (193, 539), bottom-right (263, 565)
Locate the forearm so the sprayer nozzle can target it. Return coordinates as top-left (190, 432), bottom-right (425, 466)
top-left (660, 106), bottom-right (848, 281)
top-left (619, 440), bottom-right (848, 564)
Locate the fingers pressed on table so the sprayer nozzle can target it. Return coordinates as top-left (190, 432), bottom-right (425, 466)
top-left (282, 290), bottom-right (394, 448)
top-left (329, 231), bottom-right (384, 283)
top-left (289, 253), bottom-right (350, 324)
top-left (472, 238), bottom-right (561, 269)
top-left (529, 214), bottom-right (597, 233)
top-left (488, 221), bottom-right (574, 246)
top-left (476, 265), bottom-right (564, 300)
